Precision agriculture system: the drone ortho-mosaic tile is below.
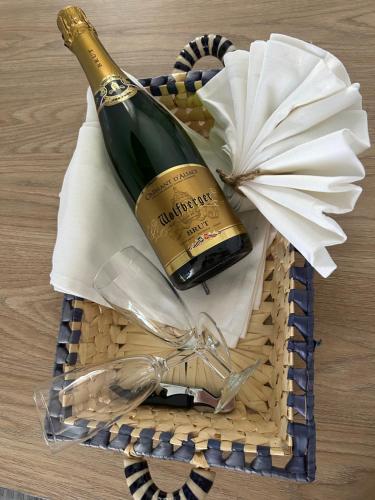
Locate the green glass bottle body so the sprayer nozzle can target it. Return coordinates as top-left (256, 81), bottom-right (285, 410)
top-left (57, 7), bottom-right (252, 290)
top-left (98, 92), bottom-right (252, 289)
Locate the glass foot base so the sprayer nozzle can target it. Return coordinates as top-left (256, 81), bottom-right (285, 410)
top-left (215, 361), bottom-right (261, 414)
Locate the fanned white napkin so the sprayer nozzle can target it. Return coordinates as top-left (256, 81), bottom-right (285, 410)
top-left (51, 88), bottom-right (272, 348)
top-left (198, 34), bottom-right (370, 277)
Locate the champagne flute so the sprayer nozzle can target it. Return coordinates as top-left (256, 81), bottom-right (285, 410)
top-left (94, 246), bottom-right (260, 413)
top-left (34, 353), bottom-right (196, 452)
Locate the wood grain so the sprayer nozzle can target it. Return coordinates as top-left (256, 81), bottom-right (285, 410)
top-left (0, 0), bottom-right (374, 498)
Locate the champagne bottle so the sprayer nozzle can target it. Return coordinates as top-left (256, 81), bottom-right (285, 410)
top-left (57, 6), bottom-right (252, 290)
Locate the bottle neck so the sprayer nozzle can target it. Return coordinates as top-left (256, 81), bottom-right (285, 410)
top-left (70, 28), bottom-right (123, 94)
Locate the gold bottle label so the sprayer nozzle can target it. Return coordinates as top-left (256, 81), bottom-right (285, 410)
top-left (94, 75), bottom-right (138, 111)
top-left (135, 164), bottom-right (246, 276)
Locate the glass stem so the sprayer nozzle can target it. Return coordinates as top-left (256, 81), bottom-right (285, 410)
top-left (163, 349), bottom-right (196, 370)
top-left (197, 348), bottom-right (231, 381)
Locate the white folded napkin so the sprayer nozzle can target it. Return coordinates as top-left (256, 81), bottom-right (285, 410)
top-left (198, 34), bottom-right (370, 277)
top-left (51, 88), bottom-right (272, 348)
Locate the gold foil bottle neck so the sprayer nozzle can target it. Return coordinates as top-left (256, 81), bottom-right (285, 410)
top-left (57, 6), bottom-right (97, 49)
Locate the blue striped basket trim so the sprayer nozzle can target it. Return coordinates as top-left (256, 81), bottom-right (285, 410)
top-left (174, 34), bottom-right (236, 72)
top-left (124, 459), bottom-right (214, 500)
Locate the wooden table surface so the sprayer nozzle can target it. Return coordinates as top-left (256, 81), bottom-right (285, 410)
top-left (1, 0), bottom-right (374, 498)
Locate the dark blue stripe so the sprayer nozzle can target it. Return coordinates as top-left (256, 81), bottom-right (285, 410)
top-left (70, 329), bottom-right (81, 343)
top-left (141, 482), bottom-right (158, 500)
top-left (138, 77), bottom-right (151, 87)
top-left (211, 35), bottom-right (222, 56)
top-left (180, 48), bottom-right (195, 66)
top-left (182, 484), bottom-right (198, 500)
top-left (201, 34), bottom-right (209, 55)
top-left (66, 352), bottom-right (77, 364)
top-left (53, 364), bottom-right (63, 377)
top-left (189, 40), bottom-right (201, 59)
top-left (55, 345), bottom-right (68, 364)
top-left (108, 432), bottom-right (130, 451)
top-left (129, 472), bottom-right (151, 495)
top-left (190, 470), bottom-right (213, 493)
top-left (202, 69), bottom-right (220, 85)
top-left (288, 313), bottom-right (314, 340)
top-left (61, 299), bottom-right (74, 321)
top-left (47, 394), bottom-right (63, 418)
top-left (150, 75), bottom-right (168, 87)
top-left (289, 289), bottom-right (313, 314)
top-left (124, 460), bottom-right (148, 478)
top-left (58, 323), bottom-right (72, 343)
top-left (288, 392), bottom-right (309, 418)
top-left (290, 265), bottom-right (314, 287)
top-left (89, 429), bottom-right (110, 448)
top-left (61, 405), bottom-right (72, 418)
top-left (71, 307), bottom-right (83, 322)
top-left (185, 71), bottom-right (202, 92)
top-left (166, 76), bottom-right (178, 94)
top-left (218, 39), bottom-right (233, 60)
top-left (288, 339), bottom-right (308, 360)
top-left (74, 418), bottom-right (90, 427)
top-left (149, 76), bottom-right (168, 96)
top-left (174, 61), bottom-right (191, 73)
top-left (288, 367), bottom-right (307, 391)
top-left (250, 445), bottom-right (272, 472)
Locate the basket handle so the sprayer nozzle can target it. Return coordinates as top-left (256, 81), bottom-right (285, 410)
top-left (174, 34), bottom-right (236, 72)
top-left (124, 456), bottom-right (215, 499)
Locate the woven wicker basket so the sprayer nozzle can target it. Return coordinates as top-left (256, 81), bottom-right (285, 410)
top-left (51, 35), bottom-right (317, 498)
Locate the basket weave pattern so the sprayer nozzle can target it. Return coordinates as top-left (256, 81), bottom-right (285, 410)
top-left (52, 70), bottom-right (316, 482)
